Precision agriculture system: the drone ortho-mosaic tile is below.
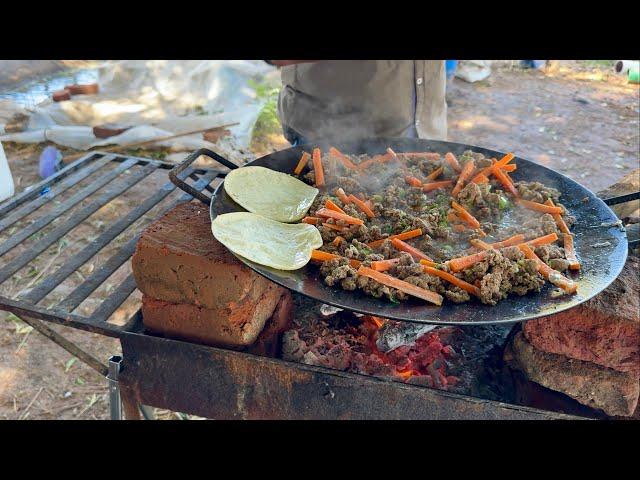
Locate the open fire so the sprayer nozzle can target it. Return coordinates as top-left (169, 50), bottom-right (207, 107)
top-left (281, 306), bottom-right (460, 390)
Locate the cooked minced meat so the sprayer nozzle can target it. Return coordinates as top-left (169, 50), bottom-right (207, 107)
top-left (300, 148), bottom-right (578, 306)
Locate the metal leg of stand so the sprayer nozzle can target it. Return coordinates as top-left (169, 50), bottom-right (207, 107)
top-left (107, 355), bottom-right (122, 420)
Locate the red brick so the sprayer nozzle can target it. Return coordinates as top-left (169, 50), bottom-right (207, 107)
top-left (523, 256), bottom-right (640, 374)
top-left (506, 332), bottom-right (639, 417)
top-left (132, 201), bottom-right (276, 311)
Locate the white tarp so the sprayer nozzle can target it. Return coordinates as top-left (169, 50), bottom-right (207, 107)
top-left (0, 60), bottom-right (276, 150)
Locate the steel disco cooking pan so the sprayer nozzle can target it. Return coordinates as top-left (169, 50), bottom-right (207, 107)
top-left (170, 138), bottom-right (628, 325)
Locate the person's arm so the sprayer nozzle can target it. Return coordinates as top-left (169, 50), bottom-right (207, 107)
top-left (265, 60), bottom-right (319, 67)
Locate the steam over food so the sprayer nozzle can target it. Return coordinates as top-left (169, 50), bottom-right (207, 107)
top-left (211, 212), bottom-right (323, 270)
top-left (294, 147), bottom-right (580, 305)
top-left (224, 166), bottom-right (318, 222)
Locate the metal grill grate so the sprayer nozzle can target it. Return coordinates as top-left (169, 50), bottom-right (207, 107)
top-left (0, 152), bottom-right (222, 339)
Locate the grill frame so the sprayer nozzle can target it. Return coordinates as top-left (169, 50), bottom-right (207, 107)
top-left (0, 151), bottom-right (608, 419)
top-left (0, 151), bottom-right (223, 338)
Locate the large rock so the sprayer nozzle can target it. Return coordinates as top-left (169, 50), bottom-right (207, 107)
top-left (506, 332), bottom-right (639, 417)
top-left (523, 256), bottom-right (640, 374)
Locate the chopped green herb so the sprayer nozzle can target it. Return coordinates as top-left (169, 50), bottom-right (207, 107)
top-left (498, 195), bottom-right (510, 210)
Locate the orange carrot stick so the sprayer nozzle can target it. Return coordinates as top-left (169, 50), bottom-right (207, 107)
top-left (495, 153), bottom-right (515, 168)
top-left (445, 152), bottom-right (462, 173)
top-left (563, 233), bottom-right (580, 270)
top-left (367, 228), bottom-right (423, 248)
top-left (357, 266), bottom-right (443, 306)
top-left (302, 216), bottom-right (321, 225)
top-left (370, 258), bottom-right (402, 272)
top-left (312, 148), bottom-right (324, 187)
top-left (358, 152), bottom-right (393, 171)
top-left (492, 163), bottom-right (519, 197)
top-left (527, 232), bottom-right (559, 247)
top-left (311, 250), bottom-right (361, 268)
top-left (329, 147), bottom-right (357, 169)
top-left (422, 266), bottom-right (481, 297)
top-left (419, 258), bottom-right (438, 268)
top-left (470, 238), bottom-right (493, 250)
top-left (491, 234), bottom-right (526, 248)
top-left (517, 198), bottom-right (563, 214)
top-left (325, 199), bottom-right (346, 214)
top-left (422, 180), bottom-right (453, 192)
top-left (517, 243), bottom-right (577, 294)
top-left (391, 238), bottom-right (434, 262)
top-left (502, 164), bottom-right (517, 173)
top-left (470, 153), bottom-right (515, 184)
top-left (294, 151), bottom-right (310, 175)
top-left (335, 187), bottom-right (352, 205)
top-left (322, 222), bottom-right (347, 232)
top-left (405, 176), bottom-right (424, 188)
top-left (472, 173), bottom-right (490, 185)
top-left (348, 194), bottom-right (375, 218)
top-left (447, 251), bottom-right (489, 273)
top-left (399, 152), bottom-right (441, 160)
top-left (425, 166), bottom-right (444, 181)
top-left (333, 236), bottom-right (345, 246)
top-left (451, 201), bottom-right (481, 229)
top-left (447, 211), bottom-right (461, 223)
top-left (452, 158), bottom-right (476, 196)
top-left (545, 199), bottom-right (571, 234)
top-left (316, 208), bottom-right (364, 225)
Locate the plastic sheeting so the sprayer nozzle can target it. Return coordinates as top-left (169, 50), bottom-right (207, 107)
top-left (455, 60), bottom-right (492, 83)
top-left (0, 60), bottom-right (276, 151)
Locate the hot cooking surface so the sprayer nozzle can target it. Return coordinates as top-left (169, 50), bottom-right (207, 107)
top-left (208, 138), bottom-right (628, 325)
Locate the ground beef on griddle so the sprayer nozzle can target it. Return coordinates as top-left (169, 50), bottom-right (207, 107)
top-left (515, 181), bottom-right (561, 203)
top-left (444, 286), bottom-right (471, 303)
top-left (320, 258), bottom-right (359, 290)
top-left (548, 258), bottom-right (571, 272)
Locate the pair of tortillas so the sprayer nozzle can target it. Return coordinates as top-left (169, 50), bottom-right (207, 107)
top-left (211, 166), bottom-right (322, 270)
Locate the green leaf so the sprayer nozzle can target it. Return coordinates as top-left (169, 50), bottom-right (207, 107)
top-left (65, 357), bottom-right (77, 372)
top-left (16, 324), bottom-right (33, 335)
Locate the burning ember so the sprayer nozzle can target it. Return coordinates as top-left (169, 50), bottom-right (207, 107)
top-left (282, 308), bottom-right (460, 390)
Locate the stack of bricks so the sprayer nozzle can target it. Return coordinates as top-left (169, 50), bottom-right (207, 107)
top-left (505, 172), bottom-right (640, 418)
top-left (131, 201), bottom-right (293, 356)
top-left (505, 251), bottom-right (639, 418)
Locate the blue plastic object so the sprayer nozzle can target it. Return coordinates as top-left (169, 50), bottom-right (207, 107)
top-left (520, 60), bottom-right (546, 69)
top-left (38, 146), bottom-right (62, 179)
top-left (445, 60), bottom-right (458, 79)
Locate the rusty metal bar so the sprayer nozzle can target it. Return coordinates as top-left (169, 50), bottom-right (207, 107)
top-left (18, 167), bottom-right (195, 304)
top-left (0, 155), bottom-right (115, 234)
top-left (57, 170), bottom-right (220, 315)
top-left (0, 295), bottom-right (123, 336)
top-left (0, 152), bottom-right (100, 217)
top-left (16, 315), bottom-right (108, 376)
top-left (0, 162), bottom-right (157, 283)
top-left (118, 332), bottom-right (585, 420)
top-left (91, 275), bottom-right (137, 323)
top-left (0, 155), bottom-right (129, 257)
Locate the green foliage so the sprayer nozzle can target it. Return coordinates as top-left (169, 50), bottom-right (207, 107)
top-left (250, 79), bottom-right (282, 142)
top-left (581, 60), bottom-right (615, 68)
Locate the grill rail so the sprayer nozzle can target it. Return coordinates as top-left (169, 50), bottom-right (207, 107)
top-left (0, 151), bottom-right (222, 339)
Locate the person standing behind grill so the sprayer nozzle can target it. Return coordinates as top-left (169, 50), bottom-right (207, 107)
top-left (265, 60), bottom-right (447, 146)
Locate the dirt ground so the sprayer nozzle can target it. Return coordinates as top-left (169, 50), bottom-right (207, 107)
top-left (0, 60), bottom-right (638, 420)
